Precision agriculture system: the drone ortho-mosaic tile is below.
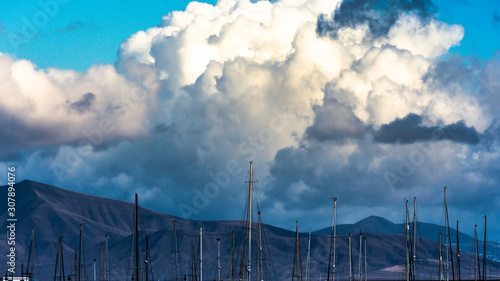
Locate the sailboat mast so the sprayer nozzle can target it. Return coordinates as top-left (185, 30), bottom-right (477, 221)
top-left (200, 226), bottom-right (203, 281)
top-left (105, 234), bottom-right (110, 281)
top-left (364, 237), bottom-right (367, 281)
top-left (74, 249), bottom-right (77, 281)
top-left (327, 198), bottom-right (337, 281)
top-left (191, 240), bottom-right (195, 281)
top-left (413, 197), bottom-right (417, 280)
top-left (100, 243), bottom-right (103, 281)
top-left (295, 221), bottom-right (301, 281)
top-left (79, 224), bottom-right (84, 281)
top-left (62, 237), bottom-right (66, 281)
top-left (217, 239), bottom-right (221, 281)
top-left (258, 212), bottom-right (263, 281)
top-left (333, 198), bottom-right (337, 281)
top-left (306, 229), bottom-right (311, 281)
top-left (145, 235), bottom-right (149, 281)
top-left (444, 187), bottom-right (455, 281)
top-left (247, 161), bottom-right (253, 281)
top-left (31, 229), bottom-right (35, 279)
top-left (456, 222), bottom-right (460, 281)
top-left (55, 237), bottom-right (59, 281)
top-left (231, 231), bottom-right (235, 281)
top-left (475, 225), bottom-right (478, 281)
top-left (358, 232), bottom-right (362, 281)
top-left (174, 220), bottom-right (179, 281)
top-left (439, 233), bottom-right (442, 281)
top-left (135, 193), bottom-right (140, 281)
top-left (483, 216), bottom-right (487, 281)
top-left (349, 233), bottom-right (353, 281)
top-left (405, 200), bottom-right (410, 281)
top-left (54, 236), bottom-right (65, 281)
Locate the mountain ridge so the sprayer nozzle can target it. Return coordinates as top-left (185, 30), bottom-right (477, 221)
top-left (0, 180), bottom-right (497, 281)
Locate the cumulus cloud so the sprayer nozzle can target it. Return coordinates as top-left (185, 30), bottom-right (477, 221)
top-left (0, 53), bottom-right (154, 155)
top-left (2, 0), bottom-right (500, 237)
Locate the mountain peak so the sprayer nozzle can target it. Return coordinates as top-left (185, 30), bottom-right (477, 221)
top-left (356, 215), bottom-right (396, 225)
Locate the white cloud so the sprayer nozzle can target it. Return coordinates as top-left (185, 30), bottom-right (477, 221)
top-left (2, 0), bottom-right (500, 237)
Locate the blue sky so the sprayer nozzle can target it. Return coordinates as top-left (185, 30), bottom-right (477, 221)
top-left (0, 0), bottom-right (217, 70)
top-left (1, 0), bottom-right (500, 240)
top-left (0, 0), bottom-right (498, 71)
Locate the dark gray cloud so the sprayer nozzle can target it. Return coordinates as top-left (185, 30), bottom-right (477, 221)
top-left (317, 0), bottom-right (436, 38)
top-left (69, 92), bottom-right (96, 113)
top-left (153, 123), bottom-right (170, 134)
top-left (493, 11), bottom-right (500, 28)
top-left (373, 113), bottom-right (480, 144)
top-left (305, 98), bottom-right (367, 142)
top-left (0, 110), bottom-right (68, 161)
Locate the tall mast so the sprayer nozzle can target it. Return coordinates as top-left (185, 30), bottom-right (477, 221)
top-left (105, 234), bottom-right (110, 281)
top-left (217, 239), bottom-right (221, 281)
top-left (100, 243), bottom-right (103, 281)
top-left (191, 240), bottom-right (195, 281)
top-left (174, 220), bottom-right (179, 281)
top-left (247, 161), bottom-right (253, 281)
top-left (258, 212), bottom-right (263, 281)
top-left (456, 222), bottom-right (460, 281)
top-left (79, 224), bottom-right (85, 281)
top-left (135, 193), bottom-right (140, 281)
top-left (358, 232), bottom-right (362, 281)
top-left (333, 198), bottom-right (337, 281)
top-left (32, 228), bottom-right (35, 279)
top-left (292, 221), bottom-right (301, 281)
top-left (444, 187), bottom-right (454, 281)
top-left (327, 198), bottom-right (337, 281)
top-left (439, 233), bottom-right (442, 281)
top-left (74, 249), bottom-right (77, 281)
top-left (54, 236), bottom-right (65, 281)
top-left (349, 233), bottom-right (353, 281)
top-left (296, 221), bottom-right (302, 281)
top-left (231, 231), bottom-right (235, 281)
top-left (475, 225), bottom-right (478, 281)
top-left (145, 235), bottom-right (150, 281)
top-left (364, 237), bottom-right (367, 281)
top-left (199, 226), bottom-right (203, 281)
top-left (405, 200), bottom-right (410, 281)
top-left (483, 216), bottom-right (487, 281)
top-left (413, 197), bottom-right (417, 280)
top-left (27, 228), bottom-right (35, 279)
top-left (306, 229), bottom-right (311, 281)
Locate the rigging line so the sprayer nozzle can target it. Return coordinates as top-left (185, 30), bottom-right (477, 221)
top-left (261, 217), bottom-right (278, 281)
top-left (416, 220), bottom-right (433, 280)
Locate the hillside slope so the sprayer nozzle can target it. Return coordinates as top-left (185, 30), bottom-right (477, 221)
top-left (0, 180), bottom-right (497, 281)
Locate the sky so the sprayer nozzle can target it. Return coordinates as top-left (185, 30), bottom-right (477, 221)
top-left (0, 0), bottom-right (500, 240)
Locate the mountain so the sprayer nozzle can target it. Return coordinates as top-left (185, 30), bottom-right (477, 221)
top-left (0, 180), bottom-right (498, 281)
top-left (313, 215), bottom-right (476, 244)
